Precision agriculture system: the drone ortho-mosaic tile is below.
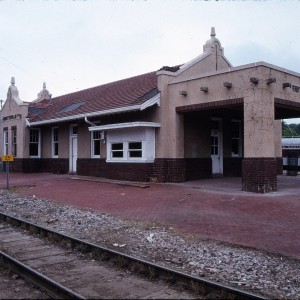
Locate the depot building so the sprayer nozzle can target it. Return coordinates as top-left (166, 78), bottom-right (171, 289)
top-left (1, 28), bottom-right (300, 193)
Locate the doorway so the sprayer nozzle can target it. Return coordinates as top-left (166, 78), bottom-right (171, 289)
top-left (211, 118), bottom-right (223, 175)
top-left (69, 125), bottom-right (78, 173)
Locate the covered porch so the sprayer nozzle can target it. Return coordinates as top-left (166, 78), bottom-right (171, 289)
top-left (176, 97), bottom-right (300, 193)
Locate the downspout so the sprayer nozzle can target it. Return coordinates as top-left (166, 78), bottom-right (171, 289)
top-left (25, 118), bottom-right (31, 127)
top-left (84, 117), bottom-right (97, 127)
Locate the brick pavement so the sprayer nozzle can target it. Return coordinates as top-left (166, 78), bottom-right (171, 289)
top-left (0, 172), bottom-right (299, 259)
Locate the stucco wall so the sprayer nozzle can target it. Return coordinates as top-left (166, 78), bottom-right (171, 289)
top-left (0, 98), bottom-right (28, 158)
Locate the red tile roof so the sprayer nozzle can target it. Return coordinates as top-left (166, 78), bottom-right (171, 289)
top-left (28, 71), bottom-right (158, 122)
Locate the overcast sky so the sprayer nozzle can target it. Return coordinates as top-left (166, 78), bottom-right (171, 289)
top-left (1, 0), bottom-right (300, 123)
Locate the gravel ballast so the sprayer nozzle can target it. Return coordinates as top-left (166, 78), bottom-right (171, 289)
top-left (0, 189), bottom-right (299, 299)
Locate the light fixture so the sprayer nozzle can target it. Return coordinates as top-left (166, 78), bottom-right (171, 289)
top-left (223, 82), bottom-right (232, 89)
top-left (200, 86), bottom-right (208, 92)
top-left (266, 78), bottom-right (276, 85)
top-left (179, 90), bottom-right (187, 96)
top-left (283, 82), bottom-right (291, 88)
top-left (250, 77), bottom-right (259, 84)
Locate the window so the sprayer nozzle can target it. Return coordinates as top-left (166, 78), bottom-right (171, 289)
top-left (91, 131), bottom-right (101, 158)
top-left (52, 127), bottom-right (58, 157)
top-left (3, 129), bottom-right (8, 155)
top-left (106, 127), bottom-right (155, 163)
top-left (128, 142), bottom-right (142, 158)
top-left (211, 136), bottom-right (219, 155)
top-left (71, 125), bottom-right (78, 135)
top-left (111, 143), bottom-right (124, 158)
top-left (231, 120), bottom-right (242, 157)
top-left (11, 127), bottom-right (17, 157)
top-left (110, 142), bottom-right (143, 159)
top-left (29, 129), bottom-right (40, 157)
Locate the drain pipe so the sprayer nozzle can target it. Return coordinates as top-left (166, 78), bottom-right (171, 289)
top-left (84, 117), bottom-right (97, 127)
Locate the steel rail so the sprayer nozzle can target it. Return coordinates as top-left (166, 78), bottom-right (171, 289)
top-left (0, 250), bottom-right (85, 299)
top-left (0, 211), bottom-right (269, 300)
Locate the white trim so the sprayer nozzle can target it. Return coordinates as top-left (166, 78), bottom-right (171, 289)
top-left (27, 93), bottom-right (160, 126)
top-left (69, 125), bottom-right (78, 173)
top-left (211, 118), bottom-right (223, 174)
top-left (91, 130), bottom-right (101, 158)
top-left (106, 127), bottom-right (156, 163)
top-left (88, 122), bottom-right (161, 132)
top-left (141, 93), bottom-right (160, 110)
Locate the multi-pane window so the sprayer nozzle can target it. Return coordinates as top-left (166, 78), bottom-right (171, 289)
top-left (128, 142), bottom-right (142, 158)
top-left (106, 127), bottom-right (155, 163)
top-left (110, 141), bottom-right (143, 160)
top-left (11, 127), bottom-right (17, 156)
top-left (29, 129), bottom-right (40, 157)
top-left (3, 129), bottom-right (8, 155)
top-left (52, 127), bottom-right (58, 157)
top-left (211, 136), bottom-right (219, 155)
top-left (231, 120), bottom-right (242, 157)
top-left (111, 143), bottom-right (124, 158)
top-left (91, 131), bottom-right (101, 158)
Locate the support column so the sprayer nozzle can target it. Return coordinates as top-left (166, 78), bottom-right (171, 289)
top-left (242, 158), bottom-right (277, 193)
top-left (243, 84), bottom-right (277, 193)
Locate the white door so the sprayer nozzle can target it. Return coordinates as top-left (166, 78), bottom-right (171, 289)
top-left (69, 125), bottom-right (78, 173)
top-left (71, 137), bottom-right (78, 173)
top-left (211, 132), bottom-right (222, 174)
top-left (211, 118), bottom-right (223, 175)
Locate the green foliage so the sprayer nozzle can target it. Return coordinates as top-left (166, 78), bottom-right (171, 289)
top-left (282, 121), bottom-right (300, 137)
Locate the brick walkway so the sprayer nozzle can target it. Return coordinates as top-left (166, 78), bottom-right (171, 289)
top-left (1, 172), bottom-right (299, 259)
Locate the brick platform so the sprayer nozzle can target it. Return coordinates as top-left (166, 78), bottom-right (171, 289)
top-left (1, 173), bottom-right (299, 259)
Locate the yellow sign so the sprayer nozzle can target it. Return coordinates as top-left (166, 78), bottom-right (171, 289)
top-left (1, 155), bottom-right (14, 162)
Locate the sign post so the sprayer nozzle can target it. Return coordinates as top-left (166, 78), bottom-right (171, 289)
top-left (1, 155), bottom-right (14, 190)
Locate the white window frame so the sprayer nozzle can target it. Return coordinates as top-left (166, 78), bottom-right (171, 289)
top-left (231, 120), bottom-right (242, 157)
top-left (106, 127), bottom-right (155, 163)
top-left (128, 141), bottom-right (143, 159)
top-left (52, 127), bottom-right (58, 158)
top-left (3, 129), bottom-right (8, 155)
top-left (91, 130), bottom-right (101, 158)
top-left (29, 128), bottom-right (41, 158)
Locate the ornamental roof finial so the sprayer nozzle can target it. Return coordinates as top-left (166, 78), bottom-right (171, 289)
top-left (211, 27), bottom-right (216, 38)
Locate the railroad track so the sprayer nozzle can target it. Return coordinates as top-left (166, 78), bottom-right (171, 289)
top-left (0, 212), bottom-right (269, 299)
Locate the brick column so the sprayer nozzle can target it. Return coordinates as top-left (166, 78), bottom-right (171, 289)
top-left (242, 158), bottom-right (277, 193)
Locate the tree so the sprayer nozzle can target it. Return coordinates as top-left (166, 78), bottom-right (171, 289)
top-left (282, 121), bottom-right (300, 137)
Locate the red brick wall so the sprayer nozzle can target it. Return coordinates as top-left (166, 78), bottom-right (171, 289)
top-left (8, 158), bottom-right (68, 174)
top-left (242, 158), bottom-right (277, 193)
top-left (147, 159), bottom-right (186, 182)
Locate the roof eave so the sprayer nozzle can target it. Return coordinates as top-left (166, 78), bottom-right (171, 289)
top-left (27, 93), bottom-right (160, 127)
top-left (88, 121), bottom-right (161, 131)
